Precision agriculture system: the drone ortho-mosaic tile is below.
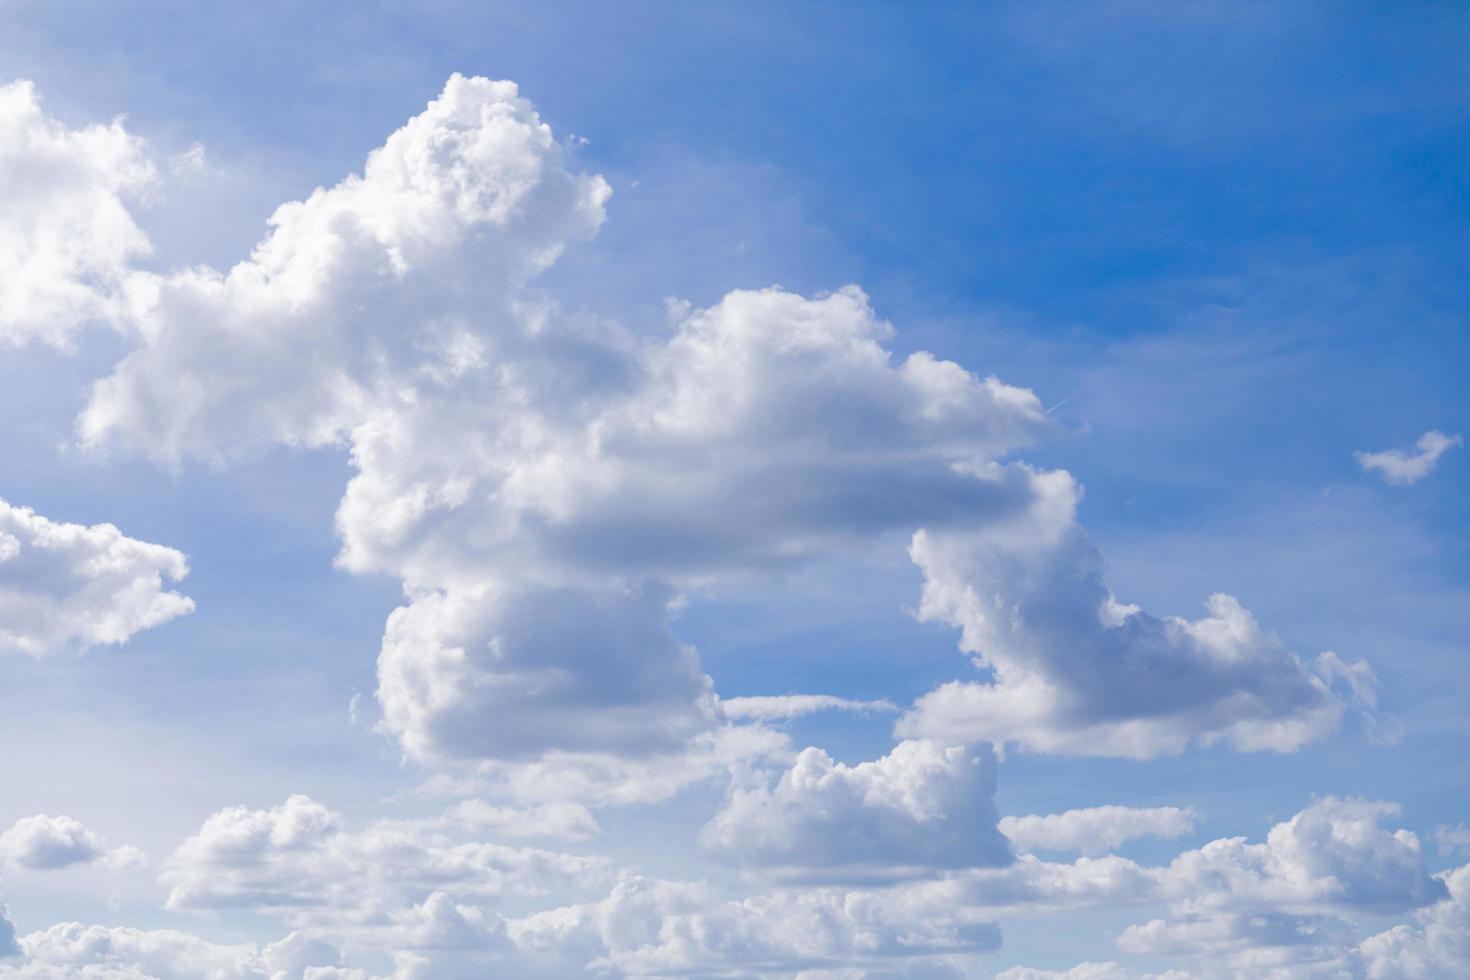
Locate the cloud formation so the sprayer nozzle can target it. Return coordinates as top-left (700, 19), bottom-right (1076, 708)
top-left (999, 805), bottom-right (1200, 856)
top-left (896, 472), bottom-right (1375, 758)
top-left (1356, 430), bottom-right (1462, 485)
top-left (701, 740), bottom-right (1011, 881)
top-left (0, 81), bottom-right (154, 348)
top-left (0, 499), bottom-right (193, 657)
top-left (0, 816), bottom-right (143, 871)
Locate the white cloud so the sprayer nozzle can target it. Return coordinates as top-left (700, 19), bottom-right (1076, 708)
top-left (74, 74), bottom-right (1056, 774)
top-left (1433, 823), bottom-right (1470, 858)
top-left (999, 805), bottom-right (1201, 856)
top-left (376, 583), bottom-right (719, 766)
top-left (510, 875), bottom-right (1003, 978)
top-left (996, 964), bottom-right (1191, 980)
top-left (162, 795), bottom-right (613, 926)
top-left (701, 740), bottom-right (1011, 882)
top-left (0, 900), bottom-right (14, 961)
top-left (0, 499), bottom-right (193, 657)
top-left (0, 80), bottom-right (155, 349)
top-left (1159, 798), bottom-right (1444, 914)
top-left (720, 694), bottom-right (897, 722)
top-left (896, 471), bottom-right (1374, 758)
top-left (1355, 861), bottom-right (1470, 979)
top-left (0, 923), bottom-right (283, 980)
top-left (0, 816), bottom-right (143, 872)
top-left (1356, 430), bottom-right (1462, 485)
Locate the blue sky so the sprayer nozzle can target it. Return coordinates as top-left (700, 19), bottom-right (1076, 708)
top-left (0, 2), bottom-right (1467, 978)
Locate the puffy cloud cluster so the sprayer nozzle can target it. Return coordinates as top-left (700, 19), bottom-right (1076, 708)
top-left (0, 499), bottom-right (193, 657)
top-left (510, 875), bottom-right (1003, 978)
top-left (0, 816), bottom-right (143, 871)
top-left (64, 73), bottom-right (1069, 773)
top-left (1356, 430), bottom-right (1462, 486)
top-left (896, 472), bottom-right (1374, 758)
top-left (999, 805), bottom-right (1200, 856)
top-left (161, 795), bottom-right (612, 925)
top-left (0, 81), bottom-right (154, 348)
top-left (701, 740), bottom-right (1011, 881)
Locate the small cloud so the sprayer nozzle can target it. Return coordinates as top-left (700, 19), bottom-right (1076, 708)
top-left (1433, 822), bottom-right (1470, 858)
top-left (1356, 430), bottom-right (1462, 485)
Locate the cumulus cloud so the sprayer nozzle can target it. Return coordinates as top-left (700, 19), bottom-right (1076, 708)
top-left (72, 73), bottom-right (1062, 774)
top-left (896, 471), bottom-right (1375, 758)
top-left (0, 499), bottom-right (193, 657)
top-left (0, 923), bottom-right (292, 980)
top-left (0, 80), bottom-right (155, 348)
top-left (1356, 430), bottom-right (1462, 485)
top-left (720, 694), bottom-right (897, 722)
top-left (701, 740), bottom-right (1011, 882)
top-left (162, 795), bottom-right (612, 926)
top-left (1355, 861), bottom-right (1470, 979)
top-left (511, 875), bottom-right (1003, 978)
top-left (0, 816), bottom-right (143, 872)
top-left (999, 805), bottom-right (1201, 856)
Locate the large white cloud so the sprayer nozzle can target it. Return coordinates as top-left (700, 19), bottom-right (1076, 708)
top-left (0, 80), bottom-right (155, 349)
top-left (0, 816), bottom-right (143, 872)
top-left (72, 74), bottom-right (1062, 773)
top-left (0, 499), bottom-right (193, 657)
top-left (895, 471), bottom-right (1374, 758)
top-left (701, 740), bottom-right (1012, 882)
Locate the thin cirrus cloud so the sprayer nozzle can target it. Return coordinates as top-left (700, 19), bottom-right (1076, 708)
top-left (0, 498), bottom-right (193, 657)
top-left (1356, 429), bottom-right (1463, 485)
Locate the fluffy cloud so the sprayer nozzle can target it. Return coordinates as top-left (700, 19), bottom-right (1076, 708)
top-left (999, 805), bottom-right (1200, 856)
top-left (511, 875), bottom-right (1003, 978)
top-left (0, 499), bottom-right (193, 657)
top-left (0, 80), bottom-right (155, 348)
top-left (73, 74), bottom-right (1060, 773)
top-left (1355, 861), bottom-right (1470, 978)
top-left (377, 583), bottom-right (718, 765)
top-left (1356, 430), bottom-right (1462, 486)
top-left (896, 471), bottom-right (1374, 758)
top-left (1159, 798), bottom-right (1444, 914)
top-left (701, 740), bottom-right (1011, 882)
top-left (0, 816), bottom-right (143, 871)
top-left (162, 795), bottom-right (612, 926)
top-left (79, 73), bottom-right (610, 464)
top-left (0, 923), bottom-right (301, 980)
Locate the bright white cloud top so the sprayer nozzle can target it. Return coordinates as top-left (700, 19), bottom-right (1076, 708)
top-left (0, 45), bottom-right (1464, 980)
top-left (0, 498), bottom-right (192, 657)
top-left (0, 81), bottom-right (154, 349)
